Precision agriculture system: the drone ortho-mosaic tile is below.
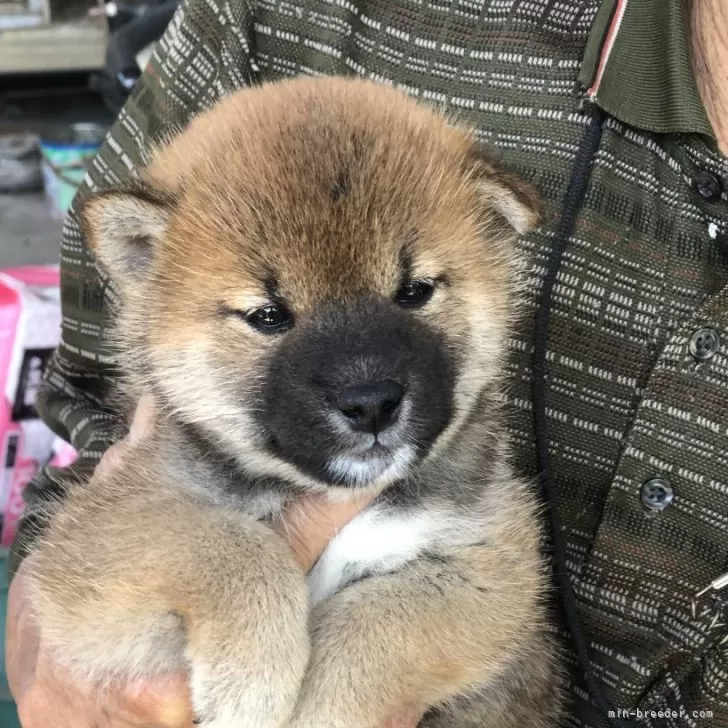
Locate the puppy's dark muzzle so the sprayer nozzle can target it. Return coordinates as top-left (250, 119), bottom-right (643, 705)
top-left (260, 296), bottom-right (455, 484)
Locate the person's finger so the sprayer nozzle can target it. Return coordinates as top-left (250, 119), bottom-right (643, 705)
top-left (95, 440), bottom-right (129, 477)
top-left (273, 489), bottom-right (382, 572)
top-left (96, 394), bottom-right (156, 478)
top-left (127, 393), bottom-right (156, 444)
top-left (5, 559), bottom-right (41, 702)
top-left (109, 671), bottom-right (194, 727)
top-left (18, 661), bottom-right (192, 728)
top-left (15, 696), bottom-right (81, 728)
top-left (15, 649), bottom-right (95, 728)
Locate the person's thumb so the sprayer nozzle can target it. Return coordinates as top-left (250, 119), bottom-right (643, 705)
top-left (274, 489), bottom-right (381, 573)
top-left (110, 671), bottom-right (194, 728)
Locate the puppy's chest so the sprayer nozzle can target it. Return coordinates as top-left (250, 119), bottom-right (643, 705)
top-left (306, 506), bottom-right (442, 606)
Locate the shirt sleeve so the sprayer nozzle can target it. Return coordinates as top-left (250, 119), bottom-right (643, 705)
top-left (8, 0), bottom-right (259, 578)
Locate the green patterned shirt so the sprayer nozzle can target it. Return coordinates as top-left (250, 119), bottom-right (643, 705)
top-left (12, 1), bottom-right (728, 726)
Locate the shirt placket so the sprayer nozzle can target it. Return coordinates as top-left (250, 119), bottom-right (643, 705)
top-left (581, 148), bottom-right (728, 715)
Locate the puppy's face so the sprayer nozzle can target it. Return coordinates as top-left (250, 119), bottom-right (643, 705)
top-left (83, 78), bottom-right (541, 492)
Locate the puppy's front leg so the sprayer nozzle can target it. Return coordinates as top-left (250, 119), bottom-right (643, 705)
top-left (28, 490), bottom-right (311, 728)
top-left (289, 544), bottom-right (545, 728)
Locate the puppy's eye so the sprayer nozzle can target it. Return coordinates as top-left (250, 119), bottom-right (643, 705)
top-left (394, 280), bottom-right (435, 309)
top-left (246, 304), bottom-right (293, 334)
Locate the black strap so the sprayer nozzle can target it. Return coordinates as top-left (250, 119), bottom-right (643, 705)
top-left (531, 104), bottom-right (633, 728)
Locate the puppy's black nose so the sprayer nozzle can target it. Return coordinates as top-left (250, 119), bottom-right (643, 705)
top-left (334, 380), bottom-right (404, 434)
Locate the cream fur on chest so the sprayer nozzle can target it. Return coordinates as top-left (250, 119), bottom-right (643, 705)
top-left (307, 506), bottom-right (443, 605)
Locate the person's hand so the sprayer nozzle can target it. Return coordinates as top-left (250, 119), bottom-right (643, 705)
top-left (7, 395), bottom-right (422, 727)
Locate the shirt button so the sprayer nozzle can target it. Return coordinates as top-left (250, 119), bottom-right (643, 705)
top-left (695, 169), bottom-right (723, 200)
top-left (641, 477), bottom-right (674, 512)
top-left (689, 327), bottom-right (721, 361)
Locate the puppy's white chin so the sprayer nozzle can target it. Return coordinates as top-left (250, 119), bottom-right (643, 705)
top-left (327, 444), bottom-right (416, 487)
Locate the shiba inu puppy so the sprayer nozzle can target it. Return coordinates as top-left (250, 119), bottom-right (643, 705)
top-left (26, 76), bottom-right (563, 728)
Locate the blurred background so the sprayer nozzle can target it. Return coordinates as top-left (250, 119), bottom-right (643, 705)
top-left (0, 1), bottom-right (176, 720)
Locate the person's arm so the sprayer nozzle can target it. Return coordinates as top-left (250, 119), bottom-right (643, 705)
top-left (7, 0), bottom-right (261, 579)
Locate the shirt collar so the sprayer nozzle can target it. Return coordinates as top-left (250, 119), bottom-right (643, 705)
top-left (578, 0), bottom-right (715, 140)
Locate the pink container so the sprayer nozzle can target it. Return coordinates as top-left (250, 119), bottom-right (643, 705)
top-left (0, 267), bottom-right (76, 548)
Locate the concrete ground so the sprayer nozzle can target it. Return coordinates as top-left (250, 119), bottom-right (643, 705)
top-left (0, 192), bottom-right (62, 267)
top-left (0, 72), bottom-right (113, 269)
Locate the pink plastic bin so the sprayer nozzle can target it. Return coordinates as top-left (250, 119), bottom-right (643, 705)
top-left (0, 267), bottom-right (76, 549)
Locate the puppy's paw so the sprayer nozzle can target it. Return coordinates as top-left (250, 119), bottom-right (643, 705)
top-left (191, 663), bottom-right (306, 728)
top-left (289, 704), bottom-right (371, 728)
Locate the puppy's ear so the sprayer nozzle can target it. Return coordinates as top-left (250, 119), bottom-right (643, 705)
top-left (467, 141), bottom-right (544, 235)
top-left (80, 183), bottom-right (174, 288)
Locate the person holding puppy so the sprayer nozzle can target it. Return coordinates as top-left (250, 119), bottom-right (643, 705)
top-left (7, 0), bottom-right (728, 727)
